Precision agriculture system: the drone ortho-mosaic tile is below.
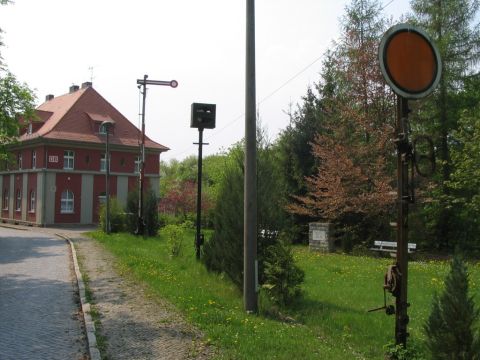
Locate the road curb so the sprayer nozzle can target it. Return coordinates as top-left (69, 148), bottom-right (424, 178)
top-left (57, 233), bottom-right (101, 360)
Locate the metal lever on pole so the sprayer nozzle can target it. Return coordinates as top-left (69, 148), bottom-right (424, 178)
top-left (368, 287), bottom-right (395, 316)
top-left (135, 74), bottom-right (178, 236)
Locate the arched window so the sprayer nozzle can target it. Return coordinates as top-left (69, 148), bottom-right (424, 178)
top-left (2, 189), bottom-right (8, 210)
top-left (15, 189), bottom-right (21, 211)
top-left (60, 190), bottom-right (74, 214)
top-left (29, 190), bottom-right (36, 213)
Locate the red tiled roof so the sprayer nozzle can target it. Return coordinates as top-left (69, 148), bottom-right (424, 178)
top-left (19, 86), bottom-right (168, 152)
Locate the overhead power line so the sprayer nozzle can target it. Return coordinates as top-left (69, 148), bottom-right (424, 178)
top-left (170, 53), bottom-right (326, 159)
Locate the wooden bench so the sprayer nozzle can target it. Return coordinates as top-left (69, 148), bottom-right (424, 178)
top-left (370, 241), bottom-right (416, 256)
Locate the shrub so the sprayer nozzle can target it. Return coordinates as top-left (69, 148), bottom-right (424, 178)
top-left (424, 253), bottom-right (480, 359)
top-left (99, 197), bottom-right (125, 233)
top-left (125, 188), bottom-right (160, 236)
top-left (261, 242), bottom-right (305, 307)
top-left (384, 342), bottom-right (422, 360)
top-left (203, 138), bottom-right (294, 293)
top-left (126, 189), bottom-right (138, 234)
top-left (159, 213), bottom-right (181, 227)
top-left (162, 223), bottom-right (187, 257)
top-left (144, 190), bottom-right (160, 236)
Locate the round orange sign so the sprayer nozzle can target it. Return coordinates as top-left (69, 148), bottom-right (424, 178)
top-left (379, 24), bottom-right (441, 99)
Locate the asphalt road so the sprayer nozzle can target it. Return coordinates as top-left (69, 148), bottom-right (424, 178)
top-left (0, 227), bottom-right (88, 360)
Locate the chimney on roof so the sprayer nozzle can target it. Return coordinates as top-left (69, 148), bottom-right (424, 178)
top-left (69, 84), bottom-right (80, 93)
top-left (45, 94), bottom-right (54, 101)
top-left (81, 81), bottom-right (92, 89)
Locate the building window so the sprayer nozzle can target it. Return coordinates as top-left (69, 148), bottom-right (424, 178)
top-left (27, 123), bottom-right (33, 135)
top-left (64, 150), bottom-right (74, 170)
top-left (100, 153), bottom-right (111, 172)
top-left (134, 156), bottom-right (141, 174)
top-left (32, 150), bottom-right (37, 169)
top-left (2, 189), bottom-right (8, 210)
top-left (15, 189), bottom-right (21, 211)
top-left (60, 190), bottom-right (74, 214)
top-left (99, 123), bottom-right (107, 135)
top-left (29, 190), bottom-right (36, 213)
top-left (98, 192), bottom-right (106, 206)
top-left (17, 153), bottom-right (22, 170)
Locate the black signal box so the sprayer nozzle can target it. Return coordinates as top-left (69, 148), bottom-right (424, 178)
top-left (191, 103), bottom-right (216, 129)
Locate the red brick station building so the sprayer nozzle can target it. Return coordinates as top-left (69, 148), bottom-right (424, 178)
top-left (0, 82), bottom-right (168, 226)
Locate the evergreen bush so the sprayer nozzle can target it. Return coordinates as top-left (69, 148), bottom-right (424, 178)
top-left (99, 197), bottom-right (125, 233)
top-left (203, 138), bottom-right (304, 306)
top-left (424, 253), bottom-right (480, 359)
top-left (261, 242), bottom-right (305, 306)
top-left (125, 188), bottom-right (160, 236)
top-left (125, 189), bottom-right (138, 234)
top-left (144, 189), bottom-right (160, 236)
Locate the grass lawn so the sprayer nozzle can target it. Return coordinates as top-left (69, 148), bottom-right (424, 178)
top-left (89, 230), bottom-right (480, 359)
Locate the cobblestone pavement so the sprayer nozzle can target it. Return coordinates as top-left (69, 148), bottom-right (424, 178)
top-left (0, 227), bottom-right (88, 360)
top-left (73, 235), bottom-right (211, 360)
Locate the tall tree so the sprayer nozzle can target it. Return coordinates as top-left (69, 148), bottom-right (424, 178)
top-left (445, 92), bottom-right (480, 246)
top-left (410, 0), bottom-right (480, 248)
top-left (288, 0), bottom-right (396, 248)
top-left (0, 1), bottom-right (36, 162)
top-left (276, 87), bottom-right (324, 243)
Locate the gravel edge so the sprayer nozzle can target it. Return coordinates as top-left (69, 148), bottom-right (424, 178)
top-left (58, 233), bottom-right (101, 360)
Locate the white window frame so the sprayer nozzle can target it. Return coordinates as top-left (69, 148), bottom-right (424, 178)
top-left (29, 190), bottom-right (36, 213)
top-left (63, 150), bottom-right (75, 170)
top-left (99, 123), bottom-right (107, 135)
top-left (32, 150), bottom-right (37, 169)
top-left (134, 156), bottom-right (141, 174)
top-left (27, 123), bottom-right (33, 135)
top-left (17, 153), bottom-right (22, 170)
top-left (60, 190), bottom-right (74, 214)
top-left (15, 189), bottom-right (21, 211)
top-left (2, 189), bottom-right (8, 210)
top-left (100, 153), bottom-right (110, 172)
top-left (98, 194), bottom-right (106, 206)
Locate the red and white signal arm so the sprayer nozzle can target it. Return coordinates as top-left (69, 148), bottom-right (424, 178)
top-left (379, 23), bottom-right (442, 99)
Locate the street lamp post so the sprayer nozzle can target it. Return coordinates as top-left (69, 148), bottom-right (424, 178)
top-left (101, 120), bottom-right (115, 234)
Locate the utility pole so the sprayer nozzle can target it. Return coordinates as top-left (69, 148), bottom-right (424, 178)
top-left (244, 0), bottom-right (258, 313)
top-left (136, 75), bottom-right (178, 236)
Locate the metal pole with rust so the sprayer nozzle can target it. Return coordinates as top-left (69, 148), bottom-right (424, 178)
top-left (395, 96), bottom-right (410, 346)
top-left (135, 76), bottom-right (178, 236)
top-left (136, 75), bottom-right (148, 236)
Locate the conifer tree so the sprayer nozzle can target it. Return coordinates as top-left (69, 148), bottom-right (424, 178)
top-left (287, 0), bottom-right (396, 248)
top-left (424, 254), bottom-right (480, 359)
top-left (410, 0), bottom-right (480, 248)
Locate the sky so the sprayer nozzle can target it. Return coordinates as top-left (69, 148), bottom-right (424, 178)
top-left (1, 0), bottom-right (410, 162)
